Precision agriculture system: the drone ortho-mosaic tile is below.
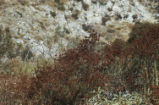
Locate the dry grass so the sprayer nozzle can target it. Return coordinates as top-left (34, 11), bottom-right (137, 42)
top-left (0, 22), bottom-right (158, 105)
top-left (0, 0), bottom-right (4, 5)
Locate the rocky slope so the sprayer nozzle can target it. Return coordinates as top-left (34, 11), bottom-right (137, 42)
top-left (0, 0), bottom-right (158, 59)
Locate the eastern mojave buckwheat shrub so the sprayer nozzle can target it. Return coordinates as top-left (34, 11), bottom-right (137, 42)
top-left (86, 22), bottom-right (159, 105)
top-left (123, 22), bottom-right (159, 93)
top-left (0, 22), bottom-right (158, 105)
top-left (128, 22), bottom-right (159, 57)
top-left (27, 31), bottom-right (109, 105)
top-left (27, 22), bottom-right (159, 105)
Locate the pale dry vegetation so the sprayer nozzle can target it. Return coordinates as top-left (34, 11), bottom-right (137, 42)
top-left (0, 22), bottom-right (158, 105)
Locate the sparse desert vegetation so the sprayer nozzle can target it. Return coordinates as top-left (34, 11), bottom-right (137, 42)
top-left (0, 0), bottom-right (159, 105)
top-left (0, 22), bottom-right (159, 105)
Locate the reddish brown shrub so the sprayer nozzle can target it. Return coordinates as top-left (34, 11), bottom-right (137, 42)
top-left (0, 74), bottom-right (32, 105)
top-left (99, 23), bottom-right (159, 93)
top-left (128, 23), bottom-right (159, 58)
top-left (122, 23), bottom-right (159, 92)
top-left (27, 32), bottom-right (109, 105)
top-left (0, 23), bottom-right (158, 104)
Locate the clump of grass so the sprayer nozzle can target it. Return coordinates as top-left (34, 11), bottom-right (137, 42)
top-left (87, 87), bottom-right (151, 105)
top-left (17, 0), bottom-right (29, 5)
top-left (0, 27), bottom-right (34, 60)
top-left (54, 0), bottom-right (67, 11)
top-left (50, 11), bottom-right (56, 17)
top-left (0, 58), bottom-right (35, 75)
top-left (102, 14), bottom-right (110, 25)
top-left (0, 0), bottom-right (4, 5)
top-left (82, 1), bottom-right (89, 11)
top-left (71, 10), bottom-right (80, 20)
top-left (0, 27), bottom-right (14, 58)
top-left (99, 0), bottom-right (108, 5)
top-left (54, 0), bottom-right (68, 5)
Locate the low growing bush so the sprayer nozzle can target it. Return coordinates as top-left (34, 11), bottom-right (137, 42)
top-left (27, 31), bottom-right (109, 105)
top-left (0, 22), bottom-right (158, 105)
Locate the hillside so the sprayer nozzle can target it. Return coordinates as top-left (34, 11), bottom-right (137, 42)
top-left (0, 0), bottom-right (158, 58)
top-left (0, 0), bottom-right (159, 105)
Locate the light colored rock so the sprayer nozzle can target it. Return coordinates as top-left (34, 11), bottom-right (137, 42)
top-left (0, 0), bottom-right (158, 58)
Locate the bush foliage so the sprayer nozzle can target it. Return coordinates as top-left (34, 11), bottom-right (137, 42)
top-left (0, 22), bottom-right (158, 105)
